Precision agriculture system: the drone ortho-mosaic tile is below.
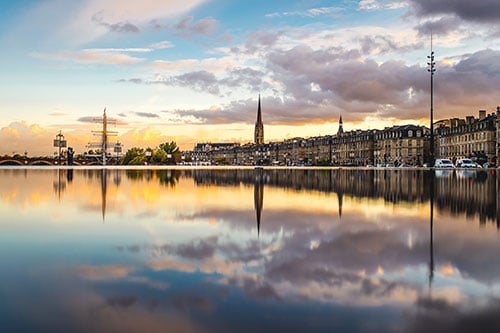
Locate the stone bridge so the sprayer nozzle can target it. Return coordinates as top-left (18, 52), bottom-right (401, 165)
top-left (0, 157), bottom-right (102, 166)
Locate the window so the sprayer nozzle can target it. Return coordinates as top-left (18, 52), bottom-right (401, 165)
top-left (408, 130), bottom-right (413, 137)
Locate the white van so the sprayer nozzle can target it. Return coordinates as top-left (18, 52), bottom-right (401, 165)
top-left (456, 158), bottom-right (475, 168)
top-left (434, 158), bottom-right (455, 168)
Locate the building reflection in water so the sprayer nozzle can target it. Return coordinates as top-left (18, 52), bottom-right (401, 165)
top-left (50, 168), bottom-right (500, 230)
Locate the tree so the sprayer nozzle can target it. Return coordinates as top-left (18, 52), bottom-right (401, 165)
top-left (122, 147), bottom-right (145, 165)
top-left (151, 149), bottom-right (167, 164)
top-left (158, 141), bottom-right (181, 164)
top-left (159, 141), bottom-right (180, 154)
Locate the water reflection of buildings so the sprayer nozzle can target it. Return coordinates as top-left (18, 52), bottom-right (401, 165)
top-left (52, 168), bottom-right (500, 229)
top-left (191, 169), bottom-right (500, 229)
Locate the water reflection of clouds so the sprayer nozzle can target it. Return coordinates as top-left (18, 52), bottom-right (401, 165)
top-left (2, 169), bottom-right (500, 332)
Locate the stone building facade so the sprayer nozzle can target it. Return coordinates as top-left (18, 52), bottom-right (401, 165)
top-left (185, 102), bottom-right (500, 167)
top-left (436, 110), bottom-right (497, 164)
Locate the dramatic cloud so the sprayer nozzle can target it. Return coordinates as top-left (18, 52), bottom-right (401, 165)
top-left (0, 122), bottom-right (67, 156)
top-left (415, 16), bottom-right (463, 36)
top-left (408, 0), bottom-right (500, 23)
top-left (123, 67), bottom-right (269, 97)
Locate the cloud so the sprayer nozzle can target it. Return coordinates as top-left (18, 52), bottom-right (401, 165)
top-left (244, 31), bottom-right (284, 54)
top-left (408, 0), bottom-right (500, 23)
top-left (149, 59), bottom-right (200, 72)
top-left (149, 40), bottom-right (174, 50)
top-left (358, 0), bottom-right (408, 11)
top-left (122, 66), bottom-right (269, 98)
top-left (415, 16), bottom-right (463, 36)
top-left (266, 6), bottom-right (343, 18)
top-left (92, 13), bottom-right (140, 34)
top-left (83, 41), bottom-right (174, 54)
top-left (58, 0), bottom-right (209, 45)
top-left (0, 121), bottom-right (58, 156)
top-left (167, 70), bottom-right (221, 95)
top-left (134, 112), bottom-right (160, 118)
top-left (152, 16), bottom-right (218, 37)
top-left (32, 50), bottom-right (143, 65)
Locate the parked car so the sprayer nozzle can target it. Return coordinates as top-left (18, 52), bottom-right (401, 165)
top-left (455, 158), bottom-right (475, 168)
top-left (434, 158), bottom-right (455, 168)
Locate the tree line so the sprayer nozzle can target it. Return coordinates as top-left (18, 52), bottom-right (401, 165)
top-left (120, 141), bottom-right (189, 165)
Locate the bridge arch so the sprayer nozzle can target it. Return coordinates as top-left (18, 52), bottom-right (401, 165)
top-left (0, 159), bottom-right (24, 165)
top-left (30, 160), bottom-right (53, 166)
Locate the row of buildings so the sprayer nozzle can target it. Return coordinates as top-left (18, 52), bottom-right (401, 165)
top-left (186, 97), bottom-right (500, 166)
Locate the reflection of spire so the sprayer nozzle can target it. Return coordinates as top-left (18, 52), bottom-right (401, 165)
top-left (428, 171), bottom-right (435, 290)
top-left (254, 168), bottom-right (264, 236)
top-left (337, 192), bottom-right (343, 219)
top-left (102, 108), bottom-right (107, 166)
top-left (101, 169), bottom-right (107, 222)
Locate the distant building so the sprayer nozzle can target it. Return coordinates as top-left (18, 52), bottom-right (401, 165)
top-left (186, 105), bottom-right (500, 167)
top-left (254, 95), bottom-right (264, 145)
top-left (375, 125), bottom-right (430, 166)
top-left (436, 109), bottom-right (497, 164)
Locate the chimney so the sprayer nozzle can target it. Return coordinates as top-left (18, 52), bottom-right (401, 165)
top-left (479, 110), bottom-right (486, 120)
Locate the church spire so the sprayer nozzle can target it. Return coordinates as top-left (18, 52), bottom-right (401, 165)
top-left (337, 115), bottom-right (344, 135)
top-left (254, 95), bottom-right (264, 145)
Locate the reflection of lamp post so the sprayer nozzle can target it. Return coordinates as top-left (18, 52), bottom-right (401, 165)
top-left (427, 34), bottom-right (436, 166)
top-left (53, 131), bottom-right (67, 165)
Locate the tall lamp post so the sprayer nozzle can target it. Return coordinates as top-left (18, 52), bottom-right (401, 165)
top-left (53, 131), bottom-right (67, 165)
top-left (427, 36), bottom-right (436, 166)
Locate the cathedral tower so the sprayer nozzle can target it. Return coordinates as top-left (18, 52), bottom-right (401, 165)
top-left (254, 95), bottom-right (264, 145)
top-left (337, 115), bottom-right (344, 135)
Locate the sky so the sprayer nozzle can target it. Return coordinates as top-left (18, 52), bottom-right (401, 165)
top-left (1, 0), bottom-right (500, 156)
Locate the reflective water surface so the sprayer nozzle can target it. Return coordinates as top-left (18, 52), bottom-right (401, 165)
top-left (1, 167), bottom-right (500, 332)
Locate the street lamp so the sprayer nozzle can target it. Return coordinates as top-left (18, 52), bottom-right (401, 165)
top-left (427, 35), bottom-right (436, 166)
top-left (53, 131), bottom-right (67, 165)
